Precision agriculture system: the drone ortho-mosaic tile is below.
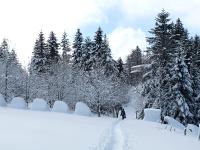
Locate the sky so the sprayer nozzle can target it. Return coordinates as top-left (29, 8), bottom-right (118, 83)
top-left (0, 0), bottom-right (200, 67)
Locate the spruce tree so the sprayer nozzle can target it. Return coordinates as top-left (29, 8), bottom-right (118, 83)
top-left (72, 29), bottom-right (83, 68)
top-left (125, 46), bottom-right (142, 85)
top-left (31, 31), bottom-right (48, 73)
top-left (61, 32), bottom-right (71, 62)
top-left (82, 37), bottom-right (94, 71)
top-left (142, 10), bottom-right (174, 113)
top-left (47, 31), bottom-right (60, 64)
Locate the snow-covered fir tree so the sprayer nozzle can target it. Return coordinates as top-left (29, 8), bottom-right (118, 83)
top-left (61, 31), bottom-right (71, 62)
top-left (72, 29), bottom-right (83, 68)
top-left (47, 31), bottom-right (60, 65)
top-left (142, 10), bottom-right (174, 114)
top-left (30, 31), bottom-right (48, 73)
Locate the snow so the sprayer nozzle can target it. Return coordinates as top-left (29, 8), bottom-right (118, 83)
top-left (164, 116), bottom-right (185, 130)
top-left (74, 102), bottom-right (91, 116)
top-left (143, 108), bottom-right (161, 122)
top-left (52, 101), bottom-right (69, 113)
top-left (0, 108), bottom-right (114, 150)
top-left (0, 94), bottom-right (6, 107)
top-left (187, 124), bottom-right (199, 136)
top-left (120, 119), bottom-right (200, 150)
top-left (8, 97), bottom-right (26, 109)
top-left (0, 97), bottom-right (199, 150)
top-left (30, 98), bottom-right (49, 111)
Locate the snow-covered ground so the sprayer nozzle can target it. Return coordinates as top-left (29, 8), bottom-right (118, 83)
top-left (0, 106), bottom-right (199, 150)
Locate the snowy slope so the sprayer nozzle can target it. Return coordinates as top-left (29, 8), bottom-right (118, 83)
top-left (0, 107), bottom-right (199, 150)
top-left (0, 108), bottom-right (115, 150)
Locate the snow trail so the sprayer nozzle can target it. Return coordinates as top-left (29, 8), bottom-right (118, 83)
top-left (111, 121), bottom-right (125, 150)
top-left (95, 119), bottom-right (127, 150)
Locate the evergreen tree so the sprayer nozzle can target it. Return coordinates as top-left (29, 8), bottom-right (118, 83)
top-left (125, 46), bottom-right (142, 85)
top-left (47, 31), bottom-right (60, 64)
top-left (31, 31), bottom-right (48, 73)
top-left (72, 29), bottom-right (83, 68)
top-left (61, 32), bottom-right (71, 62)
top-left (142, 10), bottom-right (174, 113)
top-left (101, 35), bottom-right (116, 76)
top-left (117, 57), bottom-right (124, 75)
top-left (82, 37), bottom-right (94, 71)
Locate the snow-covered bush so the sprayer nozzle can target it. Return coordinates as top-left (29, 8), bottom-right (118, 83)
top-left (186, 124), bottom-right (199, 136)
top-left (8, 97), bottom-right (26, 109)
top-left (143, 108), bottom-right (161, 122)
top-left (74, 102), bottom-right (91, 116)
top-left (52, 101), bottom-right (69, 113)
top-left (30, 98), bottom-right (49, 111)
top-left (164, 116), bottom-right (185, 130)
top-left (0, 94), bottom-right (6, 107)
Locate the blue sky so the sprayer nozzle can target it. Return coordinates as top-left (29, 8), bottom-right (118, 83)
top-left (0, 0), bottom-right (199, 66)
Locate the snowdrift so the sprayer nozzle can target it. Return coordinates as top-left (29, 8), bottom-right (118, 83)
top-left (74, 102), bottom-right (91, 116)
top-left (30, 98), bottom-right (49, 111)
top-left (52, 101), bottom-right (69, 113)
top-left (8, 97), bottom-right (26, 109)
top-left (0, 94), bottom-right (6, 107)
top-left (143, 108), bottom-right (161, 122)
top-left (164, 116), bottom-right (185, 130)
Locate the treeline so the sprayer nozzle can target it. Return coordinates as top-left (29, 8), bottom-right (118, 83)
top-left (142, 10), bottom-right (200, 125)
top-left (0, 28), bottom-right (135, 117)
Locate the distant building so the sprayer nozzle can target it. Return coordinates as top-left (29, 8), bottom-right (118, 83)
top-left (131, 64), bottom-right (149, 84)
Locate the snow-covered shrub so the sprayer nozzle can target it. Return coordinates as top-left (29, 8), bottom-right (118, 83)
top-left (0, 94), bottom-right (6, 107)
top-left (74, 102), bottom-right (91, 116)
top-left (8, 97), bottom-right (26, 109)
top-left (52, 101), bottom-right (69, 113)
top-left (30, 98), bottom-right (49, 111)
top-left (164, 116), bottom-right (185, 130)
top-left (186, 124), bottom-right (199, 136)
top-left (143, 108), bottom-right (161, 122)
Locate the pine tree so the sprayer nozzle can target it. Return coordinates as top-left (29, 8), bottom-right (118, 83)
top-left (168, 41), bottom-right (193, 124)
top-left (82, 37), bottom-right (94, 71)
top-left (142, 10), bottom-right (174, 113)
top-left (117, 57), bottom-right (124, 75)
top-left (72, 29), bottom-right (83, 68)
top-left (47, 31), bottom-right (60, 64)
top-left (125, 46), bottom-right (142, 85)
top-left (61, 32), bottom-right (71, 62)
top-left (31, 31), bottom-right (48, 73)
top-left (101, 35), bottom-right (116, 76)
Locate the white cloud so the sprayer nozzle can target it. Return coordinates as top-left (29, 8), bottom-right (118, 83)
top-left (120, 0), bottom-right (200, 31)
top-left (0, 0), bottom-right (114, 66)
top-left (108, 27), bottom-right (147, 61)
top-left (0, 0), bottom-right (200, 66)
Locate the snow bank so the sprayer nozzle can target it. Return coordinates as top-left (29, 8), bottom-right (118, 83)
top-left (186, 124), bottom-right (199, 136)
top-left (8, 97), bottom-right (26, 109)
top-left (143, 108), bottom-right (161, 122)
top-left (30, 98), bottom-right (49, 111)
top-left (74, 102), bottom-right (91, 116)
top-left (0, 94), bottom-right (6, 107)
top-left (164, 116), bottom-right (185, 130)
top-left (52, 101), bottom-right (69, 113)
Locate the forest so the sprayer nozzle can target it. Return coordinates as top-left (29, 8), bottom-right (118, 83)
top-left (0, 10), bottom-right (200, 125)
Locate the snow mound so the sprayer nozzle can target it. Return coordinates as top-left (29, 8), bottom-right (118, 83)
top-left (31, 98), bottom-right (49, 111)
top-left (8, 97), bottom-right (26, 109)
top-left (74, 102), bottom-right (91, 116)
top-left (0, 94), bottom-right (6, 107)
top-left (164, 116), bottom-right (185, 130)
top-left (186, 124), bottom-right (199, 136)
top-left (143, 108), bottom-right (161, 122)
top-left (52, 101), bottom-right (69, 113)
